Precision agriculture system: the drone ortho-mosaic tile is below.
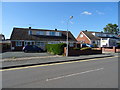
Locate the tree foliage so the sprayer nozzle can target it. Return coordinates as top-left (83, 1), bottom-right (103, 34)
top-left (103, 23), bottom-right (119, 35)
top-left (46, 43), bottom-right (66, 55)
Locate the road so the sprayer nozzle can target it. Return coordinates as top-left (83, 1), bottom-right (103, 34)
top-left (2, 56), bottom-right (118, 88)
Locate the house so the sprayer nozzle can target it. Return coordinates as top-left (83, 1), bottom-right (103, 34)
top-left (10, 27), bottom-right (77, 51)
top-left (77, 30), bottom-right (120, 47)
top-left (0, 34), bottom-right (11, 52)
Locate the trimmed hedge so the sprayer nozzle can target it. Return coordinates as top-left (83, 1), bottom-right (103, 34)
top-left (73, 47), bottom-right (81, 50)
top-left (46, 43), bottom-right (66, 55)
top-left (80, 47), bottom-right (92, 50)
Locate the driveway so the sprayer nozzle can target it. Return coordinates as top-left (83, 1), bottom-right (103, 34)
top-left (1, 51), bottom-right (54, 59)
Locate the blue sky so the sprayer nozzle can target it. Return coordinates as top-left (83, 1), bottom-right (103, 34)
top-left (2, 2), bottom-right (118, 39)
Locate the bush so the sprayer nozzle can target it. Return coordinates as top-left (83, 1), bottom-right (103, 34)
top-left (116, 43), bottom-right (120, 47)
top-left (80, 47), bottom-right (92, 50)
top-left (73, 47), bottom-right (80, 50)
top-left (46, 43), bottom-right (66, 55)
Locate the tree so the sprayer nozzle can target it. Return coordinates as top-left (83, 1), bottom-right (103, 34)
top-left (103, 23), bottom-right (119, 35)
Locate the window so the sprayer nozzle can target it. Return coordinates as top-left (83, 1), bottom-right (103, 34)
top-left (69, 43), bottom-right (74, 47)
top-left (36, 42), bottom-right (45, 47)
top-left (92, 41), bottom-right (95, 44)
top-left (55, 32), bottom-right (62, 36)
top-left (16, 41), bottom-right (22, 46)
top-left (50, 32), bottom-right (55, 36)
top-left (36, 31), bottom-right (45, 35)
top-left (80, 34), bottom-right (83, 37)
top-left (102, 38), bottom-right (108, 40)
top-left (46, 31), bottom-right (50, 35)
top-left (24, 41), bottom-right (33, 46)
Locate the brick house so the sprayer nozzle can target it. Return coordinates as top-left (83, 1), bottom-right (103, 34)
top-left (0, 34), bottom-right (11, 52)
top-left (10, 27), bottom-right (77, 51)
top-left (77, 30), bottom-right (120, 47)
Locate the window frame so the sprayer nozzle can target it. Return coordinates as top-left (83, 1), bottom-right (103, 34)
top-left (16, 41), bottom-right (22, 46)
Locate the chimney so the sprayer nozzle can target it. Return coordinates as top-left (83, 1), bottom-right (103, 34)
top-left (29, 27), bottom-right (31, 29)
top-left (55, 29), bottom-right (57, 31)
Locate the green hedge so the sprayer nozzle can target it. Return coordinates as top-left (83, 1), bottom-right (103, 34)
top-left (80, 47), bottom-right (92, 50)
top-left (46, 43), bottom-right (66, 55)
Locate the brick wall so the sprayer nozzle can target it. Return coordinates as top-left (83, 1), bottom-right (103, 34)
top-left (64, 47), bottom-right (102, 56)
top-left (94, 47), bottom-right (120, 53)
top-left (76, 32), bottom-right (90, 44)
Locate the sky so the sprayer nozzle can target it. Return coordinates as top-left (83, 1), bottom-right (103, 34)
top-left (1, 2), bottom-right (118, 39)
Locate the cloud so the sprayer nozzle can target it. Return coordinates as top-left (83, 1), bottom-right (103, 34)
top-left (81, 11), bottom-right (92, 15)
top-left (96, 10), bottom-right (104, 15)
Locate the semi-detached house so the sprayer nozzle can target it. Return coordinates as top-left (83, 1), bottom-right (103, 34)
top-left (77, 30), bottom-right (120, 47)
top-left (10, 27), bottom-right (77, 51)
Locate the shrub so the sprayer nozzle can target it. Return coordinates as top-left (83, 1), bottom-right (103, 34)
top-left (116, 43), bottom-right (120, 47)
top-left (46, 43), bottom-right (66, 55)
top-left (80, 47), bottom-right (92, 50)
top-left (73, 47), bottom-right (80, 50)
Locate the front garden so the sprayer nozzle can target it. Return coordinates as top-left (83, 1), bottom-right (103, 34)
top-left (46, 43), bottom-right (102, 56)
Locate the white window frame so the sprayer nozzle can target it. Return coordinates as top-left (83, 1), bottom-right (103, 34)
top-left (16, 41), bottom-right (22, 46)
top-left (69, 43), bottom-right (74, 47)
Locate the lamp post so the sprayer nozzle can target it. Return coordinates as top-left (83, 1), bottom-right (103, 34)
top-left (66, 16), bottom-right (73, 57)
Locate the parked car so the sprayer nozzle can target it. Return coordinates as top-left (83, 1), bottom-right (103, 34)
top-left (22, 45), bottom-right (43, 52)
top-left (82, 43), bottom-right (94, 48)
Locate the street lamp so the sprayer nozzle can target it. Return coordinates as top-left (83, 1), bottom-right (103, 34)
top-left (66, 16), bottom-right (73, 57)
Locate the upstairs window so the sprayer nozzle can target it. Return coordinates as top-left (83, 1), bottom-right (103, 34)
top-left (50, 32), bottom-right (55, 36)
top-left (55, 32), bottom-right (62, 36)
top-left (36, 31), bottom-right (45, 35)
top-left (80, 34), bottom-right (83, 37)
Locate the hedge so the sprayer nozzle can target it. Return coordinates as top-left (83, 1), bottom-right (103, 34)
top-left (46, 43), bottom-right (66, 55)
top-left (80, 47), bottom-right (92, 50)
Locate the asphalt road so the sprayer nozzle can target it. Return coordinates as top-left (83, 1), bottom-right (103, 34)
top-left (2, 56), bottom-right (118, 88)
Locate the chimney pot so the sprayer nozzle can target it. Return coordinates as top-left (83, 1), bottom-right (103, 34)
top-left (29, 27), bottom-right (31, 29)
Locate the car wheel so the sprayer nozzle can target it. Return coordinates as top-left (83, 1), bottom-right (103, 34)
top-left (24, 50), bottom-right (28, 53)
top-left (38, 50), bottom-right (41, 52)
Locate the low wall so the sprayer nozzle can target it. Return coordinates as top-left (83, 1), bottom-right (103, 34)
top-left (64, 48), bottom-right (102, 56)
top-left (94, 47), bottom-right (120, 53)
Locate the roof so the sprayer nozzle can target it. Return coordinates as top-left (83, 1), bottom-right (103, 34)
top-left (10, 27), bottom-right (77, 42)
top-left (100, 36), bottom-right (120, 39)
top-left (85, 31), bottom-right (115, 35)
top-left (82, 31), bottom-right (100, 40)
top-left (81, 31), bottom-right (119, 40)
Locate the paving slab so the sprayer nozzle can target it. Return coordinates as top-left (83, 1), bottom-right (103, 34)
top-left (1, 53), bottom-right (115, 69)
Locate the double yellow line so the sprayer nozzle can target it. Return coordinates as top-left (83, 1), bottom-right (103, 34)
top-left (0, 56), bottom-right (118, 72)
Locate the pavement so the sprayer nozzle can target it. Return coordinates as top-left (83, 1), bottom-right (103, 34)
top-left (1, 51), bottom-right (54, 59)
top-left (1, 52), bottom-right (118, 69)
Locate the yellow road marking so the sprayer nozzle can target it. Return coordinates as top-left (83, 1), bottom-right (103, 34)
top-left (0, 56), bottom-right (119, 72)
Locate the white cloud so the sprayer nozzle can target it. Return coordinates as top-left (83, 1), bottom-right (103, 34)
top-left (81, 11), bottom-right (92, 15)
top-left (96, 10), bottom-right (104, 15)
